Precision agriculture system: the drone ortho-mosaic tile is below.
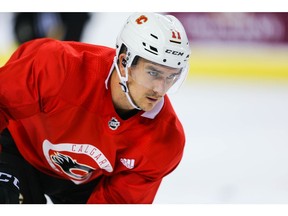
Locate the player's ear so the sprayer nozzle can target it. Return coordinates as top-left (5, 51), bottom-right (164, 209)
top-left (121, 58), bottom-right (127, 67)
top-left (118, 53), bottom-right (127, 76)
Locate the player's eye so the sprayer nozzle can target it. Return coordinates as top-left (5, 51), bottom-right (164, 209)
top-left (148, 71), bottom-right (159, 77)
top-left (167, 72), bottom-right (181, 80)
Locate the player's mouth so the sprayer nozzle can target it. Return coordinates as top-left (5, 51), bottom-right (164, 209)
top-left (146, 96), bottom-right (159, 103)
top-left (147, 97), bottom-right (157, 102)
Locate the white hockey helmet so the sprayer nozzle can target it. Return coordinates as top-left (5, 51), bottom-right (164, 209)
top-left (114, 12), bottom-right (191, 110)
top-left (116, 12), bottom-right (191, 70)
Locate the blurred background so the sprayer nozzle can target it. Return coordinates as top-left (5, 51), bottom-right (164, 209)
top-left (1, 12), bottom-right (288, 204)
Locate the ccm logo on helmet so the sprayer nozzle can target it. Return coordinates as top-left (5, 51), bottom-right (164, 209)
top-left (165, 49), bottom-right (184, 56)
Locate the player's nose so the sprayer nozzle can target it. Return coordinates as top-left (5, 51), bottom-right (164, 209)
top-left (152, 79), bottom-right (168, 95)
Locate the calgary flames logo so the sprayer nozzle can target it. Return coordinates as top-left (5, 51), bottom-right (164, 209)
top-left (43, 140), bottom-right (113, 184)
top-left (136, 15), bottom-right (148, 24)
top-left (51, 152), bottom-right (95, 180)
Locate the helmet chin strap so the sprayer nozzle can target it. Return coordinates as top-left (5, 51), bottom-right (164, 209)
top-left (113, 57), bottom-right (141, 110)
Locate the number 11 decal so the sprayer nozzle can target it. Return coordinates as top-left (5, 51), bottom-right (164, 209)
top-left (172, 30), bottom-right (181, 40)
top-left (170, 30), bottom-right (182, 44)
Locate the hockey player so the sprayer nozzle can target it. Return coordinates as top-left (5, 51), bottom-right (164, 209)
top-left (0, 12), bottom-right (191, 204)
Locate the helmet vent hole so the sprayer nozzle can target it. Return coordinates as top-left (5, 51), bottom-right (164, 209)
top-left (169, 40), bottom-right (181, 44)
top-left (143, 43), bottom-right (158, 55)
top-left (163, 59), bottom-right (167, 62)
top-left (150, 46), bottom-right (158, 53)
top-left (150, 34), bottom-right (158, 39)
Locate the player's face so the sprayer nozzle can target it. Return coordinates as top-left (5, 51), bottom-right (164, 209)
top-left (127, 58), bottom-right (182, 111)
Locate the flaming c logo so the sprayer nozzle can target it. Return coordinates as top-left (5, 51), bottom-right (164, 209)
top-left (136, 15), bottom-right (148, 24)
top-left (51, 152), bottom-right (95, 180)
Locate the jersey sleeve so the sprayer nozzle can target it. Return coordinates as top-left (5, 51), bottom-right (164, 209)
top-left (0, 39), bottom-right (69, 132)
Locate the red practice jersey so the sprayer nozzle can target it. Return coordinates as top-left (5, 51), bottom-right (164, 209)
top-left (0, 38), bottom-right (185, 203)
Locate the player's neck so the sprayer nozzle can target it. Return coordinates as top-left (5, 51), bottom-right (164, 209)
top-left (116, 108), bottom-right (139, 120)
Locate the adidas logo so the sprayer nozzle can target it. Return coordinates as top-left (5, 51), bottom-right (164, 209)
top-left (120, 158), bottom-right (135, 169)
